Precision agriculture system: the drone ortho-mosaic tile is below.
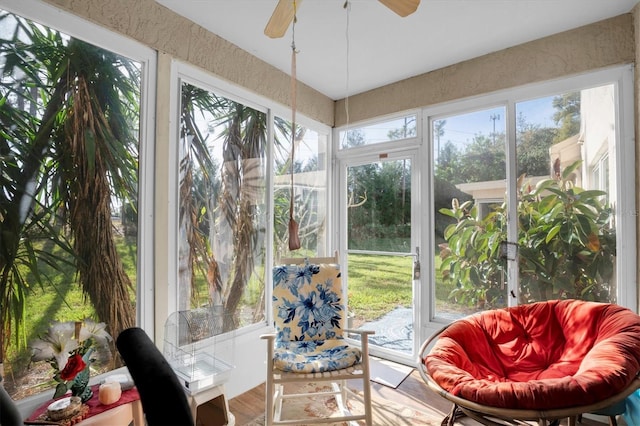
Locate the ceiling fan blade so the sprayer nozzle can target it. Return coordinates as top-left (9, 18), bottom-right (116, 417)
top-left (264, 0), bottom-right (303, 39)
top-left (378, 0), bottom-right (420, 17)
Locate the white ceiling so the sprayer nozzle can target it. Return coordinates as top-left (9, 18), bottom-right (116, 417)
top-left (156, 0), bottom-right (639, 100)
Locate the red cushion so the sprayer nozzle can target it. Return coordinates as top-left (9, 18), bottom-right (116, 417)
top-left (425, 300), bottom-right (640, 410)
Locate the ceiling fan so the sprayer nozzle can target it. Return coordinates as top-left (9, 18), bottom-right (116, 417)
top-left (264, 0), bottom-right (421, 38)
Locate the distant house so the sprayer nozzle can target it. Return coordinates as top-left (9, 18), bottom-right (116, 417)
top-left (456, 85), bottom-right (615, 214)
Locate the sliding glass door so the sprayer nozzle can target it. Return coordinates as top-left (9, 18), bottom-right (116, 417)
top-left (430, 68), bottom-right (635, 323)
top-left (431, 106), bottom-right (508, 318)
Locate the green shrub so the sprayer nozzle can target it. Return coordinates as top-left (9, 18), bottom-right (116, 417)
top-left (439, 161), bottom-right (615, 308)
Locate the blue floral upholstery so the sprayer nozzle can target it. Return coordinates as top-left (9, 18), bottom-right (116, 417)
top-left (272, 262), bottom-right (361, 373)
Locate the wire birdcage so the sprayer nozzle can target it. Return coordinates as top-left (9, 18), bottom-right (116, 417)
top-left (164, 307), bottom-right (234, 394)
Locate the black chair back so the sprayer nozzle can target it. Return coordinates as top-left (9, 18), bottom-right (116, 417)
top-left (116, 327), bottom-right (194, 426)
top-left (0, 384), bottom-right (22, 426)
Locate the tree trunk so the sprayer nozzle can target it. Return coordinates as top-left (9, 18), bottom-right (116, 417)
top-left (64, 76), bottom-right (135, 342)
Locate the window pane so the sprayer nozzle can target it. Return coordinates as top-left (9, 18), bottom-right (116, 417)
top-left (273, 117), bottom-right (328, 257)
top-left (178, 82), bottom-right (267, 330)
top-left (1, 10), bottom-right (140, 399)
top-left (433, 107), bottom-right (508, 319)
top-left (338, 114), bottom-right (416, 149)
top-left (516, 87), bottom-right (616, 304)
top-left (347, 160), bottom-right (411, 252)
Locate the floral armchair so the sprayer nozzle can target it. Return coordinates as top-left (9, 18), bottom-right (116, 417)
top-left (261, 255), bottom-right (374, 425)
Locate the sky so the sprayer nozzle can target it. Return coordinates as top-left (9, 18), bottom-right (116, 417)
top-left (338, 95), bottom-right (558, 154)
top-left (438, 96), bottom-right (557, 149)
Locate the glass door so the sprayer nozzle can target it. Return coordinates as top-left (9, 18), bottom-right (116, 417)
top-left (432, 106), bottom-right (509, 319)
top-left (431, 81), bottom-right (627, 322)
top-left (514, 86), bottom-right (618, 305)
top-left (340, 152), bottom-right (419, 362)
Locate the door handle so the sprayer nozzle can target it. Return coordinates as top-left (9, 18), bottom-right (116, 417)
top-left (413, 246), bottom-right (420, 280)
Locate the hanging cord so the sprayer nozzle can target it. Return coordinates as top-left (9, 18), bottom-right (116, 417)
top-left (288, 0), bottom-right (301, 250)
top-left (290, 4), bottom-right (297, 221)
top-left (342, 0), bottom-right (351, 146)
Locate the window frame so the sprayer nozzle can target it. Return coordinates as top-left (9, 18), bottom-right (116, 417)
top-left (166, 59), bottom-right (333, 337)
top-left (422, 65), bottom-right (636, 329)
top-left (2, 0), bottom-right (157, 408)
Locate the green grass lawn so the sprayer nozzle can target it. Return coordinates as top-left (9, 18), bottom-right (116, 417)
top-left (347, 253), bottom-right (413, 322)
top-left (9, 248), bottom-right (448, 361)
top-left (6, 242), bottom-right (455, 399)
top-left (347, 252), bottom-right (460, 323)
top-left (6, 236), bottom-right (138, 376)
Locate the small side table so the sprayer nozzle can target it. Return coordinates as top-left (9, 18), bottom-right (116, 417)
top-left (77, 400), bottom-right (143, 426)
top-left (25, 386), bottom-right (143, 426)
top-left (186, 384), bottom-right (235, 426)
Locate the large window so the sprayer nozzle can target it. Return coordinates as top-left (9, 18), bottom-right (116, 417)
top-left (430, 67), bottom-right (635, 320)
top-left (515, 87), bottom-right (617, 305)
top-left (432, 106), bottom-right (508, 317)
top-left (174, 68), bottom-right (330, 336)
top-left (0, 5), bottom-right (154, 401)
top-left (177, 81), bottom-right (268, 330)
top-left (273, 118), bottom-right (329, 256)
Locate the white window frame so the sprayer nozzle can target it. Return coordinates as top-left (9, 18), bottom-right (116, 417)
top-left (165, 59), bottom-right (333, 397)
top-left (167, 59), bottom-right (333, 333)
top-left (1, 0), bottom-right (157, 409)
top-left (167, 60), bottom-right (271, 332)
top-left (421, 65), bottom-right (636, 336)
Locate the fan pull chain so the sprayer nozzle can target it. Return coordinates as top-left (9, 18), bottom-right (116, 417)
top-left (290, 35), bottom-right (297, 223)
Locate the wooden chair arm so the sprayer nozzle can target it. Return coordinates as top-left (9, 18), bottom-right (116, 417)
top-left (260, 333), bottom-right (276, 341)
top-left (344, 328), bottom-right (375, 336)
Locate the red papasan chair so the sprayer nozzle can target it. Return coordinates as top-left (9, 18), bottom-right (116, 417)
top-left (418, 299), bottom-right (640, 426)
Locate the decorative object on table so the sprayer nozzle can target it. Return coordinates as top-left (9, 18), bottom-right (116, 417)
top-left (25, 384), bottom-right (143, 426)
top-left (98, 381), bottom-right (122, 405)
top-left (46, 396), bottom-right (83, 421)
top-left (30, 319), bottom-right (113, 403)
top-left (28, 395), bottom-right (90, 426)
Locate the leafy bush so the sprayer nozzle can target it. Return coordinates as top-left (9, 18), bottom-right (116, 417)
top-left (438, 161), bottom-right (615, 308)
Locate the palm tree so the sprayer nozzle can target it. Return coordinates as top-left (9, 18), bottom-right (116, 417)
top-left (217, 102), bottom-right (267, 329)
top-left (179, 83), bottom-right (270, 330)
top-left (0, 12), bottom-right (139, 370)
top-left (57, 37), bottom-right (138, 338)
top-left (178, 84), bottom-right (221, 309)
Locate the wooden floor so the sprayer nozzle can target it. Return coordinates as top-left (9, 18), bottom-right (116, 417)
top-left (228, 367), bottom-right (608, 425)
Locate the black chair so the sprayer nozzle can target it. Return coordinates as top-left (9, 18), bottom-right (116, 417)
top-left (116, 327), bottom-right (194, 426)
top-left (0, 382), bottom-right (22, 426)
